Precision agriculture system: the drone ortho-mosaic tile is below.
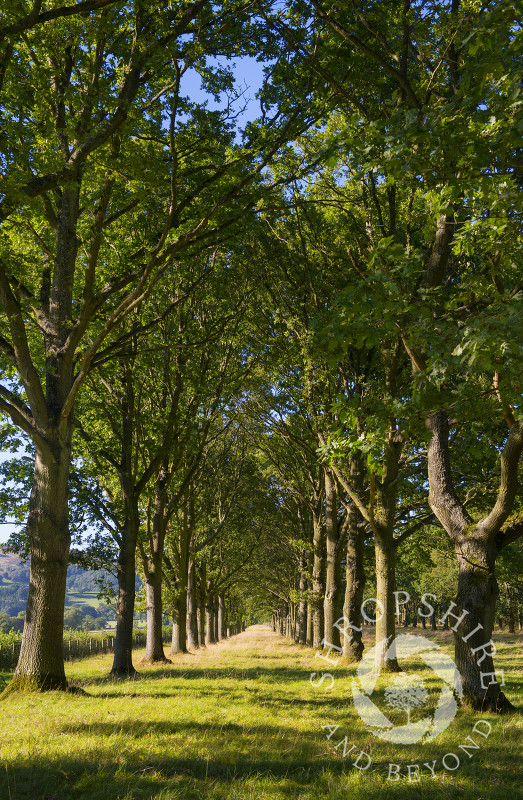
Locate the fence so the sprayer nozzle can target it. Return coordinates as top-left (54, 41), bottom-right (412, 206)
top-left (0, 631), bottom-right (170, 673)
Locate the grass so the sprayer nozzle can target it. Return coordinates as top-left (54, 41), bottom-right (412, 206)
top-left (0, 625), bottom-right (521, 800)
top-left (65, 592), bottom-right (107, 610)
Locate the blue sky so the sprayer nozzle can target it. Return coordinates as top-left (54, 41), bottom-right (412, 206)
top-left (180, 55), bottom-right (267, 130)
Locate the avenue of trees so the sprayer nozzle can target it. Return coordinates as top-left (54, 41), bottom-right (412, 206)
top-left (0, 0), bottom-right (521, 714)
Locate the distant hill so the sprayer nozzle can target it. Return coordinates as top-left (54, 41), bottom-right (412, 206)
top-left (0, 552), bottom-right (120, 616)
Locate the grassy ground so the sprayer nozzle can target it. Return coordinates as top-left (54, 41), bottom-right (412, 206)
top-left (66, 592), bottom-right (107, 609)
top-left (0, 625), bottom-right (521, 800)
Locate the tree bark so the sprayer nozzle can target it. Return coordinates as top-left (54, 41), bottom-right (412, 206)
top-left (111, 495), bottom-right (139, 676)
top-left (198, 562), bottom-right (207, 646)
top-left (141, 468), bottom-right (170, 664)
top-left (13, 441), bottom-right (72, 690)
top-left (213, 595), bottom-right (219, 642)
top-left (143, 570), bottom-right (168, 664)
top-left (342, 504), bottom-right (366, 661)
top-left (371, 424), bottom-right (403, 671)
top-left (374, 534), bottom-right (399, 670)
top-left (297, 559), bottom-right (307, 644)
top-left (218, 594), bottom-right (226, 640)
top-left (206, 591), bottom-right (216, 645)
top-left (170, 591), bottom-right (188, 655)
top-left (187, 559), bottom-right (199, 650)
top-left (323, 470), bottom-right (342, 648)
top-left (427, 411), bottom-right (523, 711)
top-left (341, 452), bottom-right (366, 661)
top-left (311, 506), bottom-right (325, 648)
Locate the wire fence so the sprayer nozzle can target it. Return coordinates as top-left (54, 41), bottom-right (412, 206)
top-left (0, 631), bottom-right (170, 673)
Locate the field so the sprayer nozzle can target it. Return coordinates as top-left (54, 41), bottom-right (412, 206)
top-left (1, 625), bottom-right (522, 800)
top-left (65, 592), bottom-right (107, 610)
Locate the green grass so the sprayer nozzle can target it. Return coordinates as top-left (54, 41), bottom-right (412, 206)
top-left (0, 626), bottom-right (521, 800)
top-left (65, 592), bottom-right (107, 609)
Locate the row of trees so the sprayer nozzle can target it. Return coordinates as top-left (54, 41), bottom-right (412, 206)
top-left (0, 0), bottom-right (521, 714)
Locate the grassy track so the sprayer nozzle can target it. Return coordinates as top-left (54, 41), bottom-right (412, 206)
top-left (0, 625), bottom-right (521, 800)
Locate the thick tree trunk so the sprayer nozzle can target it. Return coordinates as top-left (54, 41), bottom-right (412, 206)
top-left (508, 607), bottom-right (515, 634)
top-left (142, 570), bottom-right (169, 663)
top-left (426, 411), bottom-right (523, 712)
top-left (306, 597), bottom-right (313, 645)
top-left (311, 511), bottom-right (325, 648)
top-left (213, 596), bottom-right (219, 642)
top-left (370, 423), bottom-right (403, 671)
top-left (206, 592), bottom-right (216, 645)
top-left (13, 442), bottom-right (71, 691)
top-left (187, 560), bottom-right (199, 650)
top-left (170, 604), bottom-right (181, 654)
top-left (170, 592), bottom-right (188, 655)
top-left (141, 466), bottom-right (170, 664)
top-left (196, 565), bottom-right (205, 646)
top-left (374, 534), bottom-right (399, 670)
top-left (218, 594), bottom-right (226, 640)
top-left (323, 471), bottom-right (342, 648)
top-left (197, 602), bottom-right (204, 645)
top-left (9, 186), bottom-right (79, 692)
top-left (452, 537), bottom-right (513, 711)
top-left (170, 493), bottom-right (191, 655)
top-left (111, 517), bottom-right (139, 675)
top-left (297, 561), bottom-right (307, 645)
top-left (342, 502), bottom-right (366, 661)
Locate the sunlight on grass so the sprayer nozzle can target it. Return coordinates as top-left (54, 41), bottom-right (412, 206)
top-left (0, 626), bottom-right (521, 799)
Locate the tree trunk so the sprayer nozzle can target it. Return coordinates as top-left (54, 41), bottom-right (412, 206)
top-left (206, 592), bottom-right (216, 645)
top-left (198, 562), bottom-right (206, 646)
top-left (374, 534), bottom-right (399, 670)
top-left (187, 560), bottom-right (199, 650)
top-left (143, 570), bottom-right (168, 663)
top-left (311, 510), bottom-right (325, 648)
top-left (297, 561), bottom-right (307, 645)
top-left (342, 510), bottom-right (366, 661)
top-left (13, 441), bottom-right (71, 691)
top-left (341, 453), bottom-right (366, 662)
top-left (306, 597), bottom-right (313, 645)
top-left (170, 604), bottom-right (182, 654)
top-left (218, 594), bottom-right (226, 640)
top-left (141, 466), bottom-right (170, 664)
top-left (370, 423), bottom-right (403, 671)
top-left (452, 536), bottom-right (512, 711)
top-left (426, 411), bottom-right (523, 711)
top-left (169, 492), bottom-right (191, 655)
top-left (170, 591), bottom-right (188, 654)
top-left (213, 596), bottom-right (219, 642)
top-left (111, 500), bottom-right (139, 676)
top-left (507, 586), bottom-right (516, 634)
top-left (323, 470), bottom-right (342, 648)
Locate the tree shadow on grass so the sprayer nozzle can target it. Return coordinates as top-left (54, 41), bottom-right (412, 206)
top-left (58, 718), bottom-right (329, 740)
top-left (2, 738), bottom-right (522, 800)
top-left (78, 663), bottom-right (335, 687)
top-left (0, 756), bottom-right (349, 800)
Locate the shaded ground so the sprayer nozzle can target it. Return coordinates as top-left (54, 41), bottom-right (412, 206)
top-left (0, 625), bottom-right (521, 800)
